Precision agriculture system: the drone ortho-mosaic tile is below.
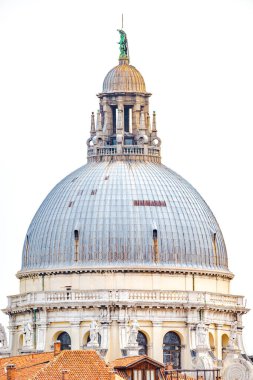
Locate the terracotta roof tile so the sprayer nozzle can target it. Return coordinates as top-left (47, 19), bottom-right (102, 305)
top-left (110, 355), bottom-right (164, 369)
top-left (0, 351), bottom-right (122, 380)
top-left (110, 355), bottom-right (147, 368)
top-left (113, 370), bottom-right (129, 380)
top-left (31, 350), bottom-right (115, 380)
top-left (0, 352), bottom-right (54, 380)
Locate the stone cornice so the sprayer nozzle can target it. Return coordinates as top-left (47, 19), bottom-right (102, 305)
top-left (97, 92), bottom-right (152, 98)
top-left (16, 266), bottom-right (234, 280)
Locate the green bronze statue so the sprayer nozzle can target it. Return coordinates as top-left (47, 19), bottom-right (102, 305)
top-left (117, 29), bottom-right (128, 59)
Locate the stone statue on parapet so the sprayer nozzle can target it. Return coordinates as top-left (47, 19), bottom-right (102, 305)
top-left (128, 319), bottom-right (139, 345)
top-left (23, 322), bottom-right (33, 347)
top-left (196, 321), bottom-right (209, 348)
top-left (87, 320), bottom-right (100, 348)
top-left (117, 29), bottom-right (128, 59)
top-left (193, 321), bottom-right (214, 378)
top-left (126, 319), bottom-right (139, 356)
top-left (0, 324), bottom-right (7, 348)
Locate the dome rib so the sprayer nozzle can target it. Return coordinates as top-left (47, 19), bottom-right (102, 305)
top-left (102, 63), bottom-right (146, 93)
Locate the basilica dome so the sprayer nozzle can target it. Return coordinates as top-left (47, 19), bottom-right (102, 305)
top-left (102, 61), bottom-right (146, 93)
top-left (20, 30), bottom-right (228, 276)
top-left (21, 160), bottom-right (228, 272)
top-left (9, 30), bottom-right (245, 367)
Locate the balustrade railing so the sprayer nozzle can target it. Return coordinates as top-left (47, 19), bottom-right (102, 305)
top-left (7, 289), bottom-right (244, 310)
top-left (148, 147), bottom-right (160, 156)
top-left (123, 146), bottom-right (144, 155)
top-left (87, 144), bottom-right (160, 157)
top-left (165, 369), bottom-right (221, 380)
top-left (87, 147), bottom-right (117, 156)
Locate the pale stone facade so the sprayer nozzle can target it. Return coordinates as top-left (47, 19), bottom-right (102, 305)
top-left (4, 269), bottom-right (248, 366)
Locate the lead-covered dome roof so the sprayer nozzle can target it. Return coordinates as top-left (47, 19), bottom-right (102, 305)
top-left (21, 160), bottom-right (228, 272)
top-left (102, 60), bottom-right (146, 93)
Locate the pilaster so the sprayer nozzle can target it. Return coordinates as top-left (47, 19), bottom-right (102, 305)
top-left (152, 320), bottom-right (163, 363)
top-left (108, 320), bottom-right (121, 360)
top-left (36, 322), bottom-right (47, 352)
top-left (70, 320), bottom-right (80, 350)
top-left (216, 324), bottom-right (223, 360)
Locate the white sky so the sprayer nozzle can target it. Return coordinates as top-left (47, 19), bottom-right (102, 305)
top-left (1, 0), bottom-right (253, 353)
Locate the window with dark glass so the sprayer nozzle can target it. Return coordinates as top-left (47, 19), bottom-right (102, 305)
top-left (137, 331), bottom-right (148, 355)
top-left (124, 105), bottom-right (132, 132)
top-left (163, 331), bottom-right (181, 369)
top-left (112, 106), bottom-right (117, 134)
top-left (57, 332), bottom-right (71, 350)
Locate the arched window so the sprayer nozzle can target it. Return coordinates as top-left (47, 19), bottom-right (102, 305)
top-left (137, 331), bottom-right (148, 355)
top-left (222, 334), bottom-right (229, 360)
top-left (209, 332), bottom-right (215, 353)
top-left (163, 331), bottom-right (181, 369)
top-left (57, 332), bottom-right (71, 350)
top-left (19, 334), bottom-right (24, 350)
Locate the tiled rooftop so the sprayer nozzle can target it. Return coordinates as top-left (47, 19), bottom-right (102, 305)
top-left (110, 355), bottom-right (147, 368)
top-left (0, 352), bottom-right (54, 380)
top-left (110, 355), bottom-right (165, 369)
top-left (31, 350), bottom-right (114, 380)
top-left (0, 351), bottom-right (197, 380)
top-left (0, 350), bottom-right (122, 380)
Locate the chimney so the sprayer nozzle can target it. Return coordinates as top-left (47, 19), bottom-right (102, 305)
top-left (6, 364), bottom-right (16, 380)
top-left (62, 369), bottom-right (69, 380)
top-left (54, 340), bottom-right (62, 356)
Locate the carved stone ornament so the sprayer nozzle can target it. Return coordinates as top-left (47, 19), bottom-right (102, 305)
top-left (128, 319), bottom-right (139, 346)
top-left (196, 321), bottom-right (209, 348)
top-left (87, 320), bottom-right (99, 348)
top-left (228, 321), bottom-right (238, 349)
top-left (126, 319), bottom-right (139, 357)
top-left (0, 324), bottom-right (7, 348)
top-left (193, 354), bottom-right (214, 380)
top-left (222, 351), bottom-right (253, 380)
top-left (23, 322), bottom-right (33, 347)
top-left (193, 322), bottom-right (214, 378)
